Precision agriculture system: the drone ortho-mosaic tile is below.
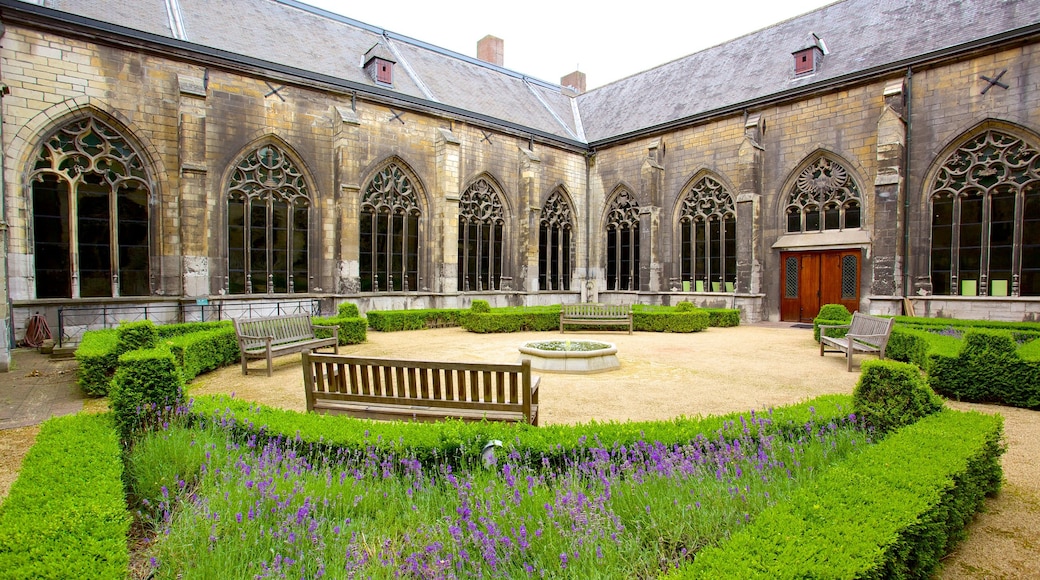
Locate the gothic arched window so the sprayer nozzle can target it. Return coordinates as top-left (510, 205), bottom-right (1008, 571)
top-left (785, 158), bottom-right (862, 233)
top-left (227, 144), bottom-right (310, 294)
top-left (360, 163), bottom-right (421, 292)
top-left (30, 117), bottom-right (151, 298)
top-left (538, 189), bottom-right (573, 291)
top-left (679, 176), bottom-right (736, 292)
top-left (606, 190), bottom-right (640, 291)
top-left (457, 178), bottom-right (504, 291)
top-left (930, 130), bottom-right (1040, 296)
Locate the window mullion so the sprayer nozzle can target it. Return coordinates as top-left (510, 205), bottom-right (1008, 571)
top-left (69, 182), bottom-right (81, 299)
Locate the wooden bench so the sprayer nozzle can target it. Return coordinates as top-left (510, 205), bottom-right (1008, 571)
top-left (234, 314), bottom-right (339, 376)
top-left (559, 303), bottom-right (633, 334)
top-left (819, 312), bottom-right (895, 372)
top-left (302, 352), bottom-right (539, 425)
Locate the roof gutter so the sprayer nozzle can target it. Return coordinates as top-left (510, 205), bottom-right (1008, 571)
top-left (587, 21), bottom-right (1040, 148)
top-left (0, 0), bottom-right (587, 151)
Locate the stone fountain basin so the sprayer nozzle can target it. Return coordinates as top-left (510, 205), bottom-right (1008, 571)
top-left (518, 340), bottom-right (620, 374)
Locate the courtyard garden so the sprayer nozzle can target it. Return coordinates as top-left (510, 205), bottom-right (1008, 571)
top-left (0, 302), bottom-right (1036, 578)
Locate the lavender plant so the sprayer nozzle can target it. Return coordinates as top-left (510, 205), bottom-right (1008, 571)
top-left (134, 409), bottom-right (869, 578)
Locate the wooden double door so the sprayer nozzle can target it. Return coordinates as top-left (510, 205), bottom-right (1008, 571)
top-left (780, 250), bottom-right (861, 322)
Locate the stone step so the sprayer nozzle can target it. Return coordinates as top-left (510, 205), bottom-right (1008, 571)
top-left (50, 346), bottom-right (77, 360)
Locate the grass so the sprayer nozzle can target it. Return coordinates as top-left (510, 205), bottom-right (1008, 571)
top-left (128, 409), bottom-right (870, 578)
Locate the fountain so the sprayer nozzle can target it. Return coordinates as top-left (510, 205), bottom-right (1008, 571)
top-left (518, 339), bottom-right (619, 374)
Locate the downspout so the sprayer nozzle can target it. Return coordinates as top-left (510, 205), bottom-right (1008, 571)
top-left (584, 150), bottom-right (592, 302)
top-left (0, 22), bottom-right (12, 370)
top-left (902, 67), bottom-right (913, 301)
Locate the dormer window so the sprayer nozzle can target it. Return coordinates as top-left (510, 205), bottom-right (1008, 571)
top-left (794, 48), bottom-right (820, 75)
top-left (363, 42), bottom-right (396, 87)
top-left (793, 33), bottom-right (827, 76)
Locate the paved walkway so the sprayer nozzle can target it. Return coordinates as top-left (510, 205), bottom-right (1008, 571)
top-left (0, 349), bottom-right (82, 430)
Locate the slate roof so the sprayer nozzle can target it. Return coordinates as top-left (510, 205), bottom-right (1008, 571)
top-left (11, 0), bottom-right (1040, 146)
top-left (578, 0), bottom-right (1040, 142)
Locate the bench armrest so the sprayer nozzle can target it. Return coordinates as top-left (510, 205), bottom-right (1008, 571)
top-left (817, 323), bottom-right (851, 331)
top-left (530, 376), bottom-right (540, 395)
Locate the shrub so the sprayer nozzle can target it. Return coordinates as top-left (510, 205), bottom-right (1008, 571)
top-left (461, 307), bottom-right (560, 333)
top-left (165, 327), bottom-right (240, 382)
top-left (470, 300), bottom-right (491, 313)
top-left (633, 309), bottom-right (709, 332)
top-left (885, 326), bottom-right (933, 368)
top-left (155, 320), bottom-right (233, 339)
top-left (116, 319), bottom-right (158, 354)
top-left (813, 304), bottom-right (852, 342)
top-left (0, 413), bottom-right (129, 579)
top-left (367, 309), bottom-right (464, 331)
top-left (337, 301), bottom-right (360, 318)
top-left (704, 308), bottom-right (741, 327)
top-left (312, 315), bottom-right (367, 345)
top-left (853, 359), bottom-right (943, 435)
top-left (675, 300), bottom-right (696, 312)
top-left (670, 409), bottom-right (1003, 580)
top-left (929, 330), bottom-right (1040, 409)
top-left (75, 329), bottom-right (120, 396)
top-left (109, 348), bottom-right (185, 439)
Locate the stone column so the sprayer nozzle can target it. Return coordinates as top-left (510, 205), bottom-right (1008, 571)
top-left (640, 140), bottom-right (664, 291)
top-left (518, 146), bottom-right (541, 292)
top-left (177, 73), bottom-right (207, 296)
top-left (436, 128), bottom-right (462, 293)
top-left (736, 115), bottom-right (764, 295)
top-left (333, 104), bottom-right (362, 293)
top-left (872, 79), bottom-right (907, 298)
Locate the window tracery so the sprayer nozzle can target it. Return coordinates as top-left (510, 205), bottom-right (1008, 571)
top-left (678, 176), bottom-right (736, 291)
top-left (785, 157), bottom-right (862, 233)
top-left (538, 189), bottom-right (573, 291)
top-left (458, 178), bottom-right (505, 291)
top-left (360, 163), bottom-right (421, 292)
top-left (606, 190), bottom-right (640, 291)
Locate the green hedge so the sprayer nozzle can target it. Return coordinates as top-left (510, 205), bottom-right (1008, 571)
top-left (337, 301), bottom-right (360, 318)
top-left (191, 393), bottom-right (855, 469)
top-left (115, 319), bottom-right (158, 353)
top-left (633, 309), bottom-right (709, 332)
top-left (893, 315), bottom-right (1040, 339)
top-left (668, 409), bottom-right (1003, 579)
top-left (110, 348), bottom-right (185, 439)
top-left (367, 308), bottom-right (465, 331)
top-left (853, 359), bottom-right (943, 435)
top-left (0, 413), bottom-right (129, 580)
top-left (155, 319), bottom-right (233, 338)
top-left (166, 327), bottom-right (240, 382)
top-left (460, 306), bottom-right (561, 333)
top-left (704, 308), bottom-right (741, 327)
top-left (312, 315), bottom-right (368, 345)
top-left (812, 304), bottom-right (853, 342)
top-left (75, 329), bottom-right (120, 397)
top-left (928, 329), bottom-right (1040, 409)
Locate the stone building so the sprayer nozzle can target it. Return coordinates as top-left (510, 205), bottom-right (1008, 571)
top-left (1, 0), bottom-right (1039, 370)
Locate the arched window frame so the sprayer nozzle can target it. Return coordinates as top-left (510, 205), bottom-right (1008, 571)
top-left (28, 116), bottom-right (153, 299)
top-left (457, 177), bottom-right (506, 291)
top-left (359, 162), bottom-right (422, 292)
top-left (538, 188), bottom-right (574, 291)
top-left (928, 129), bottom-right (1040, 297)
top-left (677, 175), bottom-right (736, 292)
top-left (226, 143), bottom-right (311, 295)
top-left (785, 157), bottom-right (863, 233)
top-left (605, 188), bottom-right (640, 291)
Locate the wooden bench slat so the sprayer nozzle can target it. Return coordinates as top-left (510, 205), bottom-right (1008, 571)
top-left (819, 312), bottom-right (895, 372)
top-left (560, 303), bottom-right (633, 334)
top-left (235, 314), bottom-right (339, 376)
top-left (303, 353), bottom-right (539, 425)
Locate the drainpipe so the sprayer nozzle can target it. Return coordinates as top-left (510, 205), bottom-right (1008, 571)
top-left (902, 67), bottom-right (913, 301)
top-left (0, 22), bottom-right (12, 370)
top-left (584, 149), bottom-right (592, 302)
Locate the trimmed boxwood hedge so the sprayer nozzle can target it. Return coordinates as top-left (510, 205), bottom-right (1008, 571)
top-left (311, 315), bottom-right (368, 345)
top-left (0, 413), bottom-right (129, 580)
top-left (667, 409), bottom-right (1004, 579)
top-left (460, 306), bottom-right (561, 333)
top-left (367, 308), bottom-right (465, 331)
top-left (166, 327), bottom-right (240, 382)
top-left (853, 359), bottom-right (943, 434)
top-left (812, 304), bottom-right (853, 342)
top-left (110, 348), bottom-right (185, 439)
top-left (75, 329), bottom-right (120, 396)
top-left (883, 321), bottom-right (1040, 410)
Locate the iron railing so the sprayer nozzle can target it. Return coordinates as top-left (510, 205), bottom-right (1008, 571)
top-left (57, 298), bottom-right (321, 346)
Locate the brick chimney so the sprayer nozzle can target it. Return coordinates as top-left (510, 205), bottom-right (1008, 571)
top-left (561, 70), bottom-right (586, 95)
top-left (477, 35), bottom-right (504, 66)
